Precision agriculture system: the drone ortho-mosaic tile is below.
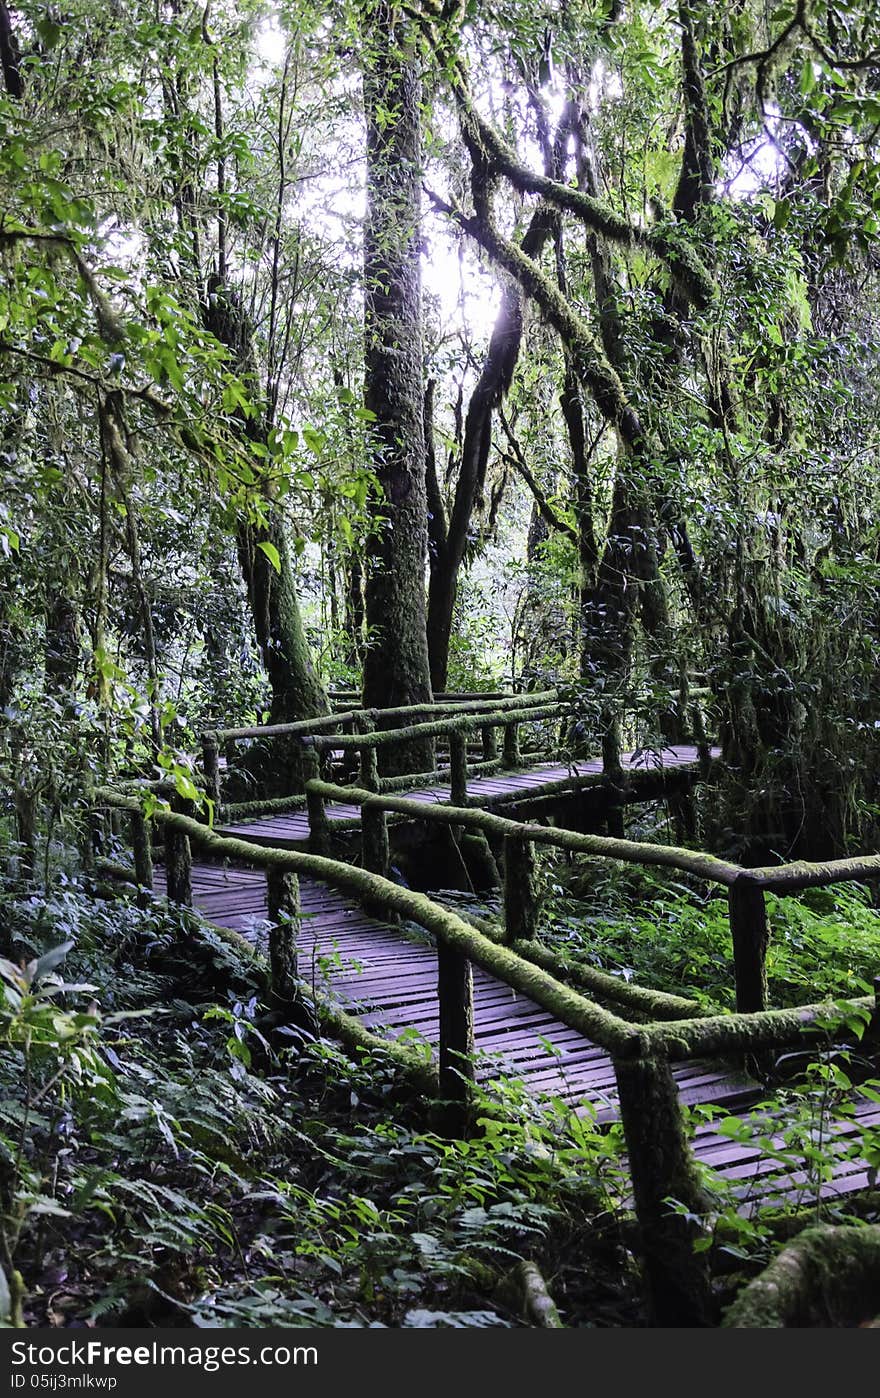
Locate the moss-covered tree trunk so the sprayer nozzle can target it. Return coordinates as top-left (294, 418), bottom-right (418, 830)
top-left (236, 516), bottom-right (328, 727)
top-left (361, 6), bottom-right (433, 771)
top-left (203, 284), bottom-right (329, 742)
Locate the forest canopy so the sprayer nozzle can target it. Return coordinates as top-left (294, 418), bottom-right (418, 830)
top-left (3, 0), bottom-right (880, 857)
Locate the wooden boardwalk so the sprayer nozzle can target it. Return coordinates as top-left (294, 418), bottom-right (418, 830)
top-left (217, 744), bottom-right (709, 846)
top-left (164, 857), bottom-right (879, 1213)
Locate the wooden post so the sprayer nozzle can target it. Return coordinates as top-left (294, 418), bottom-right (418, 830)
top-left (503, 833), bottom-right (538, 941)
top-left (164, 822), bottom-right (192, 907)
top-left (361, 799), bottom-right (389, 879)
top-left (436, 936), bottom-right (475, 1138)
top-left (612, 1051), bottom-right (716, 1327)
top-left (266, 867), bottom-right (300, 1002)
top-left (481, 724), bottom-right (498, 761)
top-left (14, 789), bottom-right (38, 885)
top-left (503, 719), bottom-right (520, 768)
top-left (691, 702), bottom-right (712, 778)
top-left (301, 743), bottom-right (331, 857)
top-left (728, 874), bottom-right (770, 1013)
top-left (449, 730), bottom-right (468, 805)
top-left (360, 740), bottom-right (379, 793)
top-left (353, 713), bottom-right (379, 792)
top-left (602, 714), bottom-right (623, 778)
top-left (131, 811), bottom-right (153, 908)
top-left (201, 734), bottom-right (221, 811)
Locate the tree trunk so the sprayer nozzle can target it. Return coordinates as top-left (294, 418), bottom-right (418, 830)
top-left (236, 516), bottom-right (328, 726)
top-left (361, 9), bottom-right (433, 770)
top-left (203, 283), bottom-right (329, 736)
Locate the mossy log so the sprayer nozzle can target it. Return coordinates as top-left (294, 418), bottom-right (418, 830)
top-left (202, 735), bottom-right (221, 809)
top-left (94, 857), bottom-right (138, 885)
top-left (723, 1225), bottom-right (880, 1327)
top-left (164, 823), bottom-right (192, 907)
top-left (130, 811), bottom-right (153, 909)
top-left (266, 867), bottom-right (300, 1000)
top-left (650, 995), bottom-right (874, 1061)
top-left (361, 798), bottom-right (390, 879)
top-left (502, 719), bottom-right (521, 767)
top-left (503, 833), bottom-right (538, 941)
top-left (512, 1259), bottom-right (563, 1328)
top-left (376, 755), bottom-right (505, 793)
top-left (509, 940), bottom-right (707, 1021)
top-left (301, 748), bottom-right (331, 856)
top-left (753, 852), bottom-right (880, 893)
top-left (449, 730), bottom-right (468, 805)
top-left (221, 793), bottom-right (308, 820)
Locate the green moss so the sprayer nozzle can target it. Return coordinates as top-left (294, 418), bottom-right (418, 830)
top-left (650, 995), bottom-right (874, 1060)
top-left (723, 1225), bottom-right (880, 1327)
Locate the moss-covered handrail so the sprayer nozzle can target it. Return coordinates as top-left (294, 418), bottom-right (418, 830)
top-left (306, 779), bottom-right (880, 1021)
top-left (297, 702), bottom-right (564, 752)
top-left (207, 690), bottom-right (560, 744)
top-left (98, 783), bottom-right (876, 1063)
top-left (306, 780), bottom-right (743, 883)
top-left (751, 853), bottom-right (880, 893)
top-left (94, 786), bottom-right (639, 1056)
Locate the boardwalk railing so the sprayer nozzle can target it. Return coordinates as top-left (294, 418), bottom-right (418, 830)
top-left (200, 690), bottom-right (565, 816)
top-left (94, 785), bottom-right (879, 1326)
top-left (305, 778), bottom-right (880, 1019)
top-left (200, 687), bottom-right (717, 822)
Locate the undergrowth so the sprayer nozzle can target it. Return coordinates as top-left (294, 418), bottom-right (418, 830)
top-left (446, 854), bottom-right (880, 1012)
top-left (0, 881), bottom-right (639, 1329)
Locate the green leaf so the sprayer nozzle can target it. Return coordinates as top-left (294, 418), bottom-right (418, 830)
top-left (36, 17), bottom-right (62, 48)
top-left (257, 540), bottom-right (281, 573)
top-left (773, 199), bottom-right (791, 231)
top-left (31, 942), bottom-right (75, 984)
top-left (302, 426), bottom-right (326, 456)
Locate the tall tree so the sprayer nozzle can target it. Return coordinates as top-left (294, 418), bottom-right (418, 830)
top-left (361, 2), bottom-right (434, 768)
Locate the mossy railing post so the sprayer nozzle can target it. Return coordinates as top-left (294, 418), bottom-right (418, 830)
top-left (436, 935), bottom-right (475, 1138)
top-left (503, 717), bottom-right (520, 768)
top-left (866, 975), bottom-right (880, 1055)
top-left (728, 873), bottom-right (770, 1014)
top-left (449, 730), bottom-right (468, 806)
top-left (602, 719), bottom-right (626, 839)
top-left (503, 832), bottom-right (538, 942)
top-left (691, 702), bottom-right (713, 779)
top-left (361, 795), bottom-right (390, 886)
top-left (301, 742), bottom-right (331, 857)
top-left (130, 810), bottom-right (153, 909)
top-left (164, 803), bottom-right (192, 908)
top-left (266, 866), bottom-right (300, 1002)
top-left (481, 724), bottom-right (499, 761)
top-left (201, 733), bottom-right (221, 812)
top-left (356, 714), bottom-right (380, 793)
top-left (612, 1048), bottom-right (716, 1327)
